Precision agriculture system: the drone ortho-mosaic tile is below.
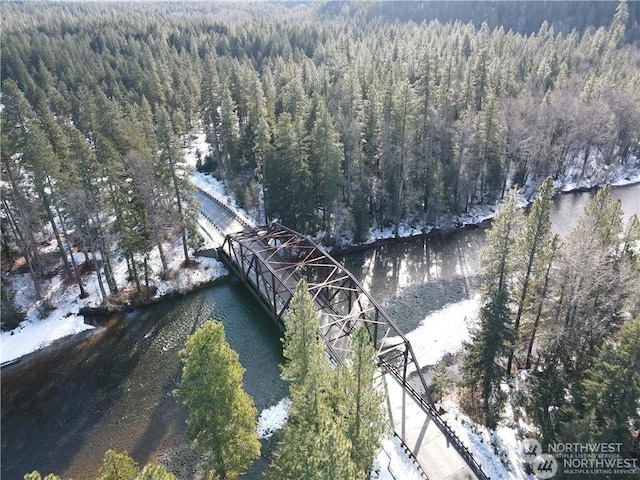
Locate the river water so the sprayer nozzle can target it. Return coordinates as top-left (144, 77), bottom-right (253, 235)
top-left (1, 183), bottom-right (638, 479)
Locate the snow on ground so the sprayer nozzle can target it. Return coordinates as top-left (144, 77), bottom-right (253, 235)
top-left (182, 131), bottom-right (210, 170)
top-left (1, 242), bottom-right (226, 364)
top-left (257, 397), bottom-right (291, 439)
top-left (362, 158), bottom-right (640, 247)
top-left (382, 295), bottom-right (480, 374)
top-left (393, 294), bottom-right (541, 480)
top-left (371, 435), bottom-right (427, 480)
top-left (405, 294), bottom-right (480, 368)
top-left (439, 395), bottom-right (537, 480)
top-left (0, 272), bottom-right (94, 365)
top-left (553, 155), bottom-right (640, 193)
top-left (1, 133), bottom-right (235, 365)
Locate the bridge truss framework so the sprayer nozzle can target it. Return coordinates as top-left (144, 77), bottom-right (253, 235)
top-left (220, 223), bottom-right (434, 403)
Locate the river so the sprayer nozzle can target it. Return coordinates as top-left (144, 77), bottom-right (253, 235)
top-left (1, 183), bottom-right (638, 479)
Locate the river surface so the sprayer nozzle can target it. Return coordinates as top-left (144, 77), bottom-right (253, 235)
top-left (1, 183), bottom-right (638, 479)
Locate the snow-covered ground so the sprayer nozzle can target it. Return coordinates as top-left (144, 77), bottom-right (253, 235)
top-left (361, 156), bottom-right (640, 247)
top-left (438, 382), bottom-right (539, 480)
top-left (554, 154), bottom-right (640, 193)
top-left (385, 295), bottom-right (480, 373)
top-left (184, 132), bottom-right (640, 249)
top-left (183, 131), bottom-right (256, 230)
top-left (1, 240), bottom-right (226, 364)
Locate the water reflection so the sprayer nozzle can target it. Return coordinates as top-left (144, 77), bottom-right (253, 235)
top-left (344, 230), bottom-right (483, 300)
top-left (342, 183), bottom-right (640, 333)
top-left (550, 183), bottom-right (640, 236)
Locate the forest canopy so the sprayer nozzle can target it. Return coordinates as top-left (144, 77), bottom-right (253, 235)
top-left (2, 0), bottom-right (639, 252)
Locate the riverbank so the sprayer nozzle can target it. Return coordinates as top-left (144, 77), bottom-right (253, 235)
top-left (1, 242), bottom-right (227, 365)
top-left (0, 133), bottom-right (232, 365)
top-left (333, 159), bottom-right (640, 253)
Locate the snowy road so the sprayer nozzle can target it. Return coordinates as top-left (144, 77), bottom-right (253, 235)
top-left (195, 189), bottom-right (247, 237)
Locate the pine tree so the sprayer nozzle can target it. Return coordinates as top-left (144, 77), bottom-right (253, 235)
top-left (179, 320), bottom-right (260, 480)
top-left (219, 86), bottom-right (240, 177)
top-left (1, 81), bottom-right (45, 297)
top-left (340, 327), bottom-right (384, 475)
top-left (581, 316), bottom-right (640, 448)
top-left (555, 185), bottom-right (630, 360)
top-left (264, 112), bottom-right (312, 231)
top-left (308, 98), bottom-right (344, 235)
top-left (25, 452), bottom-right (177, 480)
top-left (507, 177), bottom-right (554, 374)
top-left (155, 107), bottom-right (192, 265)
top-left (269, 280), bottom-right (363, 480)
top-left (524, 233), bottom-right (561, 370)
top-left (98, 449), bottom-right (139, 480)
top-left (462, 189), bottom-right (523, 428)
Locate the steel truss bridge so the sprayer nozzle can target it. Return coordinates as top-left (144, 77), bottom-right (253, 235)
top-left (196, 189), bottom-right (487, 480)
top-left (220, 223), bottom-right (433, 398)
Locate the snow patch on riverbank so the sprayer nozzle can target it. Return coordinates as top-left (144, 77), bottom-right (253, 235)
top-left (359, 159), bottom-right (640, 247)
top-left (381, 295), bottom-right (480, 373)
top-left (406, 294), bottom-right (480, 367)
top-left (553, 155), bottom-right (640, 193)
top-left (1, 246), bottom-right (225, 364)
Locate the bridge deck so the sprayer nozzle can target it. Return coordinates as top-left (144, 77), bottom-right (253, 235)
top-left (383, 374), bottom-right (476, 480)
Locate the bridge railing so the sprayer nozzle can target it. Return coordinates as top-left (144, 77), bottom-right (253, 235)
top-left (195, 186), bottom-right (252, 229)
top-left (383, 364), bottom-right (490, 480)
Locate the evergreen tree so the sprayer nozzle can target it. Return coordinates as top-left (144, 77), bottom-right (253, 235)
top-left (507, 177), bottom-right (554, 374)
top-left (219, 86), bottom-right (240, 177)
top-left (269, 280), bottom-right (363, 480)
top-left (98, 449), bottom-right (139, 480)
top-left (462, 189), bottom-right (523, 428)
top-left (528, 185), bottom-right (638, 443)
top-left (25, 452), bottom-right (177, 480)
top-left (581, 316), bottom-right (640, 449)
top-left (308, 98), bottom-right (344, 235)
top-left (155, 107), bottom-right (192, 265)
top-left (340, 327), bottom-right (384, 475)
top-left (179, 320), bottom-right (260, 480)
top-left (264, 112), bottom-right (313, 231)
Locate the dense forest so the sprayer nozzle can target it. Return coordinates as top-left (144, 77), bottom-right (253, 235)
top-left (3, 2), bottom-right (639, 253)
top-left (461, 182), bottom-right (640, 477)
